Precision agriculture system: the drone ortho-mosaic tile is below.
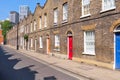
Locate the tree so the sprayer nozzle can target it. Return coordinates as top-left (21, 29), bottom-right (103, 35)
top-left (24, 34), bottom-right (28, 42)
top-left (0, 20), bottom-right (13, 44)
top-left (24, 34), bottom-right (28, 50)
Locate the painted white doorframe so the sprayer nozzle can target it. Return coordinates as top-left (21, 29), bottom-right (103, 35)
top-left (46, 38), bottom-right (49, 54)
top-left (28, 41), bottom-right (29, 50)
top-left (114, 34), bottom-right (116, 69)
top-left (67, 37), bottom-right (69, 59)
top-left (35, 39), bottom-right (37, 51)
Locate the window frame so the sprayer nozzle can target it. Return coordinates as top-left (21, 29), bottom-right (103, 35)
top-left (54, 8), bottom-right (58, 24)
top-left (44, 14), bottom-right (47, 27)
top-left (83, 31), bottom-right (95, 55)
top-left (30, 22), bottom-right (33, 32)
top-left (20, 37), bottom-right (23, 46)
top-left (26, 25), bottom-right (28, 33)
top-left (34, 20), bottom-right (37, 31)
top-left (39, 36), bottom-right (43, 48)
top-left (55, 35), bottom-right (60, 51)
top-left (101, 0), bottom-right (116, 12)
top-left (31, 38), bottom-right (33, 47)
top-left (39, 16), bottom-right (42, 29)
top-left (63, 2), bottom-right (68, 22)
top-left (81, 0), bottom-right (91, 17)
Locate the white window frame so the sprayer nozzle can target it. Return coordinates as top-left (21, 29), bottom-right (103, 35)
top-left (25, 26), bottom-right (26, 34)
top-left (30, 22), bottom-right (33, 32)
top-left (26, 26), bottom-right (27, 33)
top-left (34, 20), bottom-right (37, 31)
top-left (27, 25), bottom-right (29, 33)
top-left (102, 0), bottom-right (116, 12)
top-left (55, 35), bottom-right (60, 51)
top-left (44, 14), bottom-right (47, 27)
top-left (81, 0), bottom-right (90, 17)
top-left (26, 25), bottom-right (27, 33)
top-left (83, 31), bottom-right (95, 55)
top-left (54, 8), bottom-right (58, 24)
top-left (39, 36), bottom-right (43, 48)
top-left (22, 37), bottom-right (24, 49)
top-left (63, 3), bottom-right (68, 21)
top-left (22, 25), bottom-right (24, 33)
top-left (31, 38), bottom-right (33, 47)
top-left (39, 17), bottom-right (42, 29)
top-left (22, 25), bottom-right (25, 32)
top-left (20, 37), bottom-right (22, 46)
top-left (20, 25), bottom-right (24, 33)
top-left (25, 39), bottom-right (26, 48)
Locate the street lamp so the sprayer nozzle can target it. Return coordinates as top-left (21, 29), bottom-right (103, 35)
top-left (16, 23), bottom-right (19, 50)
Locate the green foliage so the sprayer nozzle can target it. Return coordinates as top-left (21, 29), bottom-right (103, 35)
top-left (24, 34), bottom-right (28, 41)
top-left (0, 20), bottom-right (13, 43)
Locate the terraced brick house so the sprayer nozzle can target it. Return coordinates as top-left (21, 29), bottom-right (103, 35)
top-left (7, 0), bottom-right (120, 69)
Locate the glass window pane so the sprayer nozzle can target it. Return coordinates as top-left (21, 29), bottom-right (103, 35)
top-left (84, 31), bottom-right (95, 55)
top-left (54, 8), bottom-right (58, 23)
top-left (82, 0), bottom-right (90, 15)
top-left (63, 3), bottom-right (68, 20)
top-left (103, 0), bottom-right (115, 10)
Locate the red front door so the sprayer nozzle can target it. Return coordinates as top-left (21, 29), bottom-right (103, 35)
top-left (68, 36), bottom-right (73, 60)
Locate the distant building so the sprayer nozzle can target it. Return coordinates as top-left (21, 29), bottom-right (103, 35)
top-left (9, 11), bottom-right (19, 25)
top-left (19, 5), bottom-right (30, 21)
top-left (0, 24), bottom-right (3, 44)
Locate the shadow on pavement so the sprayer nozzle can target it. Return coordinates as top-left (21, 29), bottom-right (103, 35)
top-left (0, 46), bottom-right (38, 80)
top-left (44, 76), bottom-right (57, 80)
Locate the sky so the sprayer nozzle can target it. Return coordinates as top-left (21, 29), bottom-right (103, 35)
top-left (0, 0), bottom-right (46, 20)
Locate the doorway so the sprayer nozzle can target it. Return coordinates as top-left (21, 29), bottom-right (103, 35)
top-left (35, 39), bottom-right (37, 51)
top-left (114, 25), bottom-right (120, 69)
top-left (115, 32), bottom-right (120, 69)
top-left (67, 31), bottom-right (73, 60)
top-left (68, 36), bottom-right (73, 60)
top-left (46, 38), bottom-right (50, 54)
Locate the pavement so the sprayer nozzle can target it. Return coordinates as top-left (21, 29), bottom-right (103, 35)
top-left (5, 45), bottom-right (120, 80)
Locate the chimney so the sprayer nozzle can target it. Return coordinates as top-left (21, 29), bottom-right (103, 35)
top-left (37, 3), bottom-right (40, 6)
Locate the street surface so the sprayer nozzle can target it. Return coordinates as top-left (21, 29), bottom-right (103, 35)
top-left (0, 46), bottom-right (81, 80)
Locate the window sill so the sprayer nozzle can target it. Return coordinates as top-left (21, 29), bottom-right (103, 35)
top-left (100, 7), bottom-right (116, 13)
top-left (62, 20), bottom-right (68, 24)
top-left (80, 14), bottom-right (91, 19)
top-left (82, 52), bottom-right (95, 56)
top-left (54, 49), bottom-right (60, 51)
top-left (54, 23), bottom-right (58, 26)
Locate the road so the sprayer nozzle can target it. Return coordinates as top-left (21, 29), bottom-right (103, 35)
top-left (0, 46), bottom-right (81, 80)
